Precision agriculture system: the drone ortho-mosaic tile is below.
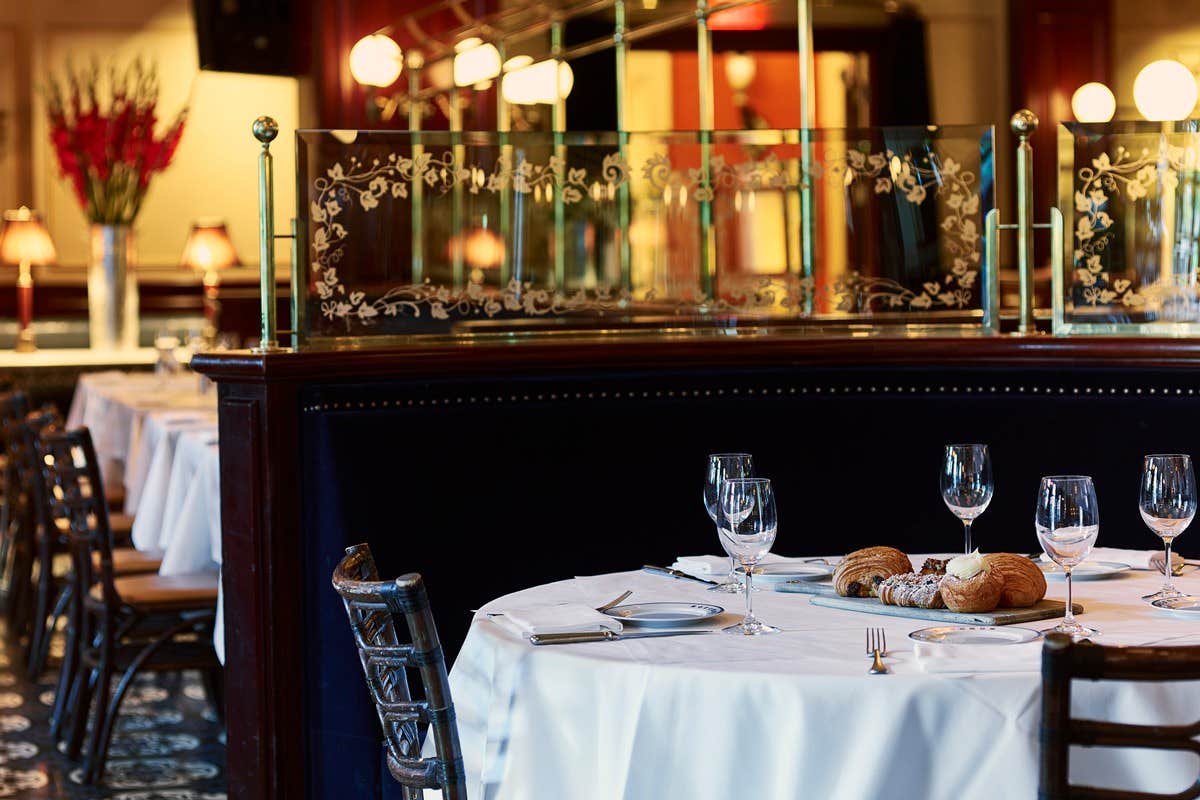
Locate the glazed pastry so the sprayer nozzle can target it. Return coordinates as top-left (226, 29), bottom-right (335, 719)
top-left (984, 553), bottom-right (1047, 607)
top-left (939, 550), bottom-right (1003, 613)
top-left (919, 557), bottom-right (949, 576)
top-left (834, 546), bottom-right (912, 598)
top-left (878, 572), bottom-right (946, 609)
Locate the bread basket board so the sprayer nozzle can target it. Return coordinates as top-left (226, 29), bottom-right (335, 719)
top-left (808, 595), bottom-right (1083, 626)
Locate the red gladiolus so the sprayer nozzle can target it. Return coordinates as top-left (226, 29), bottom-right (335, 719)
top-left (44, 58), bottom-right (187, 224)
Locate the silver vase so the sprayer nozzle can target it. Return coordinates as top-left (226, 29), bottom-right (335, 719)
top-left (88, 224), bottom-right (140, 350)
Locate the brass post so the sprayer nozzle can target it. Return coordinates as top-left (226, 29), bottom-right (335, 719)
top-left (253, 116), bottom-right (280, 352)
top-left (797, 0), bottom-right (815, 313)
top-left (696, 0), bottom-right (715, 301)
top-left (551, 17), bottom-right (567, 290)
top-left (408, 52), bottom-right (425, 285)
top-left (1012, 109), bottom-right (1038, 335)
top-left (614, 0), bottom-right (632, 294)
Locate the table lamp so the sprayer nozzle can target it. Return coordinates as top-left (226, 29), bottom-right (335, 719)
top-left (179, 219), bottom-right (239, 342)
top-left (0, 207), bottom-right (57, 352)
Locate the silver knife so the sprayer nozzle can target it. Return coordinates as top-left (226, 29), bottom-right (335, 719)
top-left (641, 565), bottom-right (721, 586)
top-left (530, 629), bottom-right (715, 645)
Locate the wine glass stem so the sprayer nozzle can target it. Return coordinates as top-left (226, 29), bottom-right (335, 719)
top-left (962, 519), bottom-right (973, 554)
top-left (1064, 567), bottom-right (1074, 625)
top-left (1164, 538), bottom-right (1175, 592)
top-left (744, 565), bottom-right (755, 624)
top-left (728, 555), bottom-right (738, 584)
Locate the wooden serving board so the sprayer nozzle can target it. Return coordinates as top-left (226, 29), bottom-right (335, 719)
top-left (808, 595), bottom-right (1083, 626)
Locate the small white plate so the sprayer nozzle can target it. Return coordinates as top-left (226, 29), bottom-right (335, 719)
top-left (603, 602), bottom-right (724, 628)
top-left (909, 625), bottom-right (1042, 644)
top-left (754, 563), bottom-right (834, 584)
top-left (1039, 561), bottom-right (1131, 581)
top-left (1150, 596), bottom-right (1200, 617)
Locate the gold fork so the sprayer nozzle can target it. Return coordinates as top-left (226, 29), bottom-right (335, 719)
top-left (866, 627), bottom-right (889, 675)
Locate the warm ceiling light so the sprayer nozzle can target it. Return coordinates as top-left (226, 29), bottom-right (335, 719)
top-left (1070, 82), bottom-right (1116, 123)
top-left (502, 59), bottom-right (574, 105)
top-left (1134, 59), bottom-right (1198, 122)
top-left (454, 40), bottom-right (502, 88)
top-left (724, 53), bottom-right (757, 92)
top-left (349, 34), bottom-right (404, 88)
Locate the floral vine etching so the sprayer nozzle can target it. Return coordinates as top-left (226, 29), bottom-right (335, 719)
top-left (307, 146), bottom-right (985, 330)
top-left (1071, 144), bottom-right (1200, 309)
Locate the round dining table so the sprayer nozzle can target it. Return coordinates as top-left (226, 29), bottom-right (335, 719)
top-left (446, 556), bottom-right (1200, 799)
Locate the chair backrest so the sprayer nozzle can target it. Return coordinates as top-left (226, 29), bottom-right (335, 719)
top-left (17, 409), bottom-right (64, 538)
top-left (1040, 632), bottom-right (1200, 800)
top-left (331, 543), bottom-right (466, 800)
top-left (34, 427), bottom-right (119, 609)
top-left (0, 391), bottom-right (31, 497)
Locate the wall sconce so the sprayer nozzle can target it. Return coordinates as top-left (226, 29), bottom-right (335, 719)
top-left (502, 57), bottom-right (574, 105)
top-left (454, 38), bottom-right (502, 88)
top-left (1134, 60), bottom-right (1198, 122)
top-left (349, 34), bottom-right (404, 88)
top-left (1070, 82), bottom-right (1115, 123)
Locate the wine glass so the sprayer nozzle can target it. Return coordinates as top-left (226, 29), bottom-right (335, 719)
top-left (1036, 475), bottom-right (1100, 638)
top-left (1139, 454), bottom-right (1197, 602)
top-left (719, 477), bottom-right (779, 636)
top-left (704, 454), bottom-right (755, 593)
top-left (941, 444), bottom-right (994, 553)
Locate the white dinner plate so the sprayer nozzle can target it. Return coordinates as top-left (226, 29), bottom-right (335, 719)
top-left (754, 563), bottom-right (834, 584)
top-left (603, 602), bottom-right (724, 628)
top-left (1039, 561), bottom-right (1131, 581)
top-left (1150, 596), bottom-right (1200, 618)
top-left (909, 625), bottom-right (1042, 645)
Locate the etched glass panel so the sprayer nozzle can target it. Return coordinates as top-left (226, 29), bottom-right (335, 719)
top-left (1057, 120), bottom-right (1200, 334)
top-left (296, 126), bottom-right (994, 344)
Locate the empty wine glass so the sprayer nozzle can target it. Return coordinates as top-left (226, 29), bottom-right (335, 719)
top-left (1036, 475), bottom-right (1100, 639)
top-left (941, 444), bottom-right (994, 553)
top-left (704, 454), bottom-right (755, 593)
top-left (719, 477), bottom-right (779, 636)
top-left (1139, 454), bottom-right (1197, 602)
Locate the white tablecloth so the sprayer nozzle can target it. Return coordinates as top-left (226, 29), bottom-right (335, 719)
top-left (447, 557), bottom-right (1200, 799)
top-left (69, 371), bottom-right (224, 662)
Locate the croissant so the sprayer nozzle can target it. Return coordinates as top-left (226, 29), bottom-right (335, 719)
top-left (985, 553), bottom-right (1047, 607)
top-left (878, 572), bottom-right (946, 609)
top-left (940, 562), bottom-right (1003, 613)
top-left (834, 546), bottom-right (912, 598)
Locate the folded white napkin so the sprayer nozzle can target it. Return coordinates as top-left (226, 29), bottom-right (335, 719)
top-left (1039, 548), bottom-right (1176, 571)
top-left (914, 641), bottom-right (1041, 674)
top-left (671, 553), bottom-right (817, 577)
top-left (495, 603), bottom-right (623, 638)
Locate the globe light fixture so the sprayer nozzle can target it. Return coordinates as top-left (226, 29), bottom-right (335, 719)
top-left (453, 38), bottom-right (502, 88)
top-left (1070, 82), bottom-right (1116, 123)
top-left (349, 34), bottom-right (404, 88)
top-left (1133, 60), bottom-right (1198, 122)
top-left (502, 58), bottom-right (574, 105)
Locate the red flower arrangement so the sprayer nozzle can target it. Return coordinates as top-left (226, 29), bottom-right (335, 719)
top-left (46, 59), bottom-right (187, 225)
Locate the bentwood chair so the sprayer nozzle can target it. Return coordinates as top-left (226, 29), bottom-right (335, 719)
top-left (38, 427), bottom-right (220, 784)
top-left (332, 543), bottom-right (467, 800)
top-left (1040, 632), bottom-right (1200, 799)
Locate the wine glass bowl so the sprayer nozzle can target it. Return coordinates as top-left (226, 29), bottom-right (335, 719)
top-left (1036, 475), bottom-right (1099, 639)
top-left (719, 477), bottom-right (779, 636)
top-left (941, 444), bottom-right (994, 553)
top-left (1139, 454), bottom-right (1197, 602)
top-left (704, 454), bottom-right (755, 594)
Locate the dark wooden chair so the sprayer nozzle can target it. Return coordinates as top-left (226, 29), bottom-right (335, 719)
top-left (37, 426), bottom-right (220, 784)
top-left (1, 391), bottom-right (31, 632)
top-left (331, 543), bottom-right (467, 800)
top-left (1040, 632), bottom-right (1200, 800)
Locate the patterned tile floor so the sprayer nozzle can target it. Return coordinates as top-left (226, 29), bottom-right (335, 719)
top-left (0, 620), bottom-right (226, 799)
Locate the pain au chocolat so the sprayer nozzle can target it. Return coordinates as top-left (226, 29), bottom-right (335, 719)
top-left (984, 552), bottom-right (1047, 607)
top-left (834, 546), bottom-right (912, 598)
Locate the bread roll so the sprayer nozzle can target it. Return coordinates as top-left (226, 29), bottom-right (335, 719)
top-left (834, 546), bottom-right (912, 598)
top-left (940, 552), bottom-right (1003, 613)
top-left (985, 553), bottom-right (1047, 607)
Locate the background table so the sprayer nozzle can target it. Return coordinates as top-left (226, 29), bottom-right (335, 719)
top-left (453, 559), bottom-right (1200, 799)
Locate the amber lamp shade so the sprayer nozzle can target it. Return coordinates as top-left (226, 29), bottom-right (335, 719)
top-left (179, 221), bottom-right (239, 337)
top-left (0, 207), bottom-right (57, 353)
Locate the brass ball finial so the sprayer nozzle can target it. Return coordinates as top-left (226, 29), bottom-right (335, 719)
top-left (1010, 109), bottom-right (1039, 138)
top-left (252, 116), bottom-right (279, 145)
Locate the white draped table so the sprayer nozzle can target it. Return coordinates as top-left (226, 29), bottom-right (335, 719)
top-left (67, 370), bottom-right (225, 661)
top-left (448, 559), bottom-right (1200, 800)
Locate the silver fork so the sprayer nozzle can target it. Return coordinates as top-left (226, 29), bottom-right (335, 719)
top-left (476, 590), bottom-right (633, 617)
top-left (866, 628), bottom-right (889, 675)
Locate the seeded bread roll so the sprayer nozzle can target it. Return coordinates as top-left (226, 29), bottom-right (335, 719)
top-left (984, 553), bottom-right (1047, 607)
top-left (834, 546), bottom-right (912, 598)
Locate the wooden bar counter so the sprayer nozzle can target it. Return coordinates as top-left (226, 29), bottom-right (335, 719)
top-left (193, 335), bottom-right (1200, 800)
